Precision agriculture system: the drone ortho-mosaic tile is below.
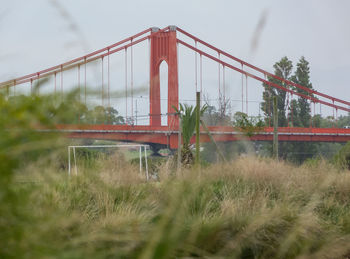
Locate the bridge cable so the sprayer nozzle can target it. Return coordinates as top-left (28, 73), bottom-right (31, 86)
top-left (286, 84), bottom-right (290, 127)
top-left (313, 101), bottom-right (316, 127)
top-left (131, 39), bottom-right (134, 123)
top-left (310, 99), bottom-right (312, 128)
top-left (125, 47), bottom-right (128, 125)
top-left (245, 74), bottom-right (248, 115)
top-left (60, 65), bottom-right (63, 96)
top-left (195, 41), bottom-right (198, 93)
top-left (223, 65), bottom-right (226, 106)
top-left (267, 74), bottom-right (271, 127)
top-left (84, 57), bottom-right (87, 105)
top-left (336, 108), bottom-right (338, 128)
top-left (54, 73), bottom-right (56, 95)
top-left (78, 65), bottom-right (80, 102)
top-left (200, 54), bottom-right (203, 106)
top-left (77, 65), bottom-right (81, 124)
top-left (101, 56), bottom-right (104, 107)
top-left (241, 63), bottom-right (244, 113)
top-left (332, 100), bottom-right (335, 128)
top-left (291, 93), bottom-right (294, 127)
top-left (264, 74), bottom-right (268, 125)
top-left (218, 53), bottom-right (221, 100)
top-left (107, 48), bottom-right (110, 107)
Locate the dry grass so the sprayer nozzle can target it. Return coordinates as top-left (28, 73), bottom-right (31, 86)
top-left (3, 154), bottom-right (350, 258)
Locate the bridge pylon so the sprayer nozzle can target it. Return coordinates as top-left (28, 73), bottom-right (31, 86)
top-left (149, 26), bottom-right (179, 127)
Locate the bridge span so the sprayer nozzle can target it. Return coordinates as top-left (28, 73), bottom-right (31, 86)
top-left (55, 125), bottom-right (350, 149)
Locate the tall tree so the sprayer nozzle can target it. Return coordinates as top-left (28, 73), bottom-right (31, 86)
top-left (261, 56), bottom-right (293, 127)
top-left (291, 56), bottom-right (313, 127)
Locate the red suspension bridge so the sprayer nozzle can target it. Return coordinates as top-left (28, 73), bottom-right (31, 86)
top-left (1, 25), bottom-right (350, 149)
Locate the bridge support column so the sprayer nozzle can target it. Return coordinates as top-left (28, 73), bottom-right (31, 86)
top-left (149, 26), bottom-right (179, 128)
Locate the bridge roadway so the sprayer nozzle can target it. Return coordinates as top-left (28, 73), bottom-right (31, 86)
top-left (55, 125), bottom-right (350, 149)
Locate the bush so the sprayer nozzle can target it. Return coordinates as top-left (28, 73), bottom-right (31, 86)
top-left (332, 142), bottom-right (350, 170)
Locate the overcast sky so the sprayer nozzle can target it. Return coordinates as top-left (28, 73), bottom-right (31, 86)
top-left (0, 0), bottom-right (349, 119)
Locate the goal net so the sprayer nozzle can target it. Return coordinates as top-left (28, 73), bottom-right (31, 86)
top-left (68, 144), bottom-right (149, 180)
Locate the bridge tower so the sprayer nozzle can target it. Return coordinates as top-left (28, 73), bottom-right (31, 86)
top-left (149, 26), bottom-right (179, 127)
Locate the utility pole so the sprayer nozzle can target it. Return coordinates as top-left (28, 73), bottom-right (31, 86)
top-left (195, 92), bottom-right (200, 167)
top-left (273, 96), bottom-right (278, 160)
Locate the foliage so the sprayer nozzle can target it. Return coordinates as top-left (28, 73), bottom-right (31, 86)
top-left (290, 56), bottom-right (313, 127)
top-left (232, 112), bottom-right (265, 137)
top-left (173, 103), bottom-right (207, 166)
top-left (332, 141), bottom-right (350, 170)
top-left (1, 89), bottom-right (350, 258)
top-left (3, 155), bottom-right (350, 258)
top-left (202, 93), bottom-right (231, 126)
top-left (261, 56), bottom-right (293, 127)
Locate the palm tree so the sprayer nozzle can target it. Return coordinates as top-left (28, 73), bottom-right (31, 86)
top-left (174, 103), bottom-right (207, 166)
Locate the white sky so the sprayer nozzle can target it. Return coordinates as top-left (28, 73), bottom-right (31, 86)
top-left (0, 0), bottom-right (349, 120)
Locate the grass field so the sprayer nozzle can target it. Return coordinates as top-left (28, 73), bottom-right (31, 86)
top-left (2, 153), bottom-right (350, 259)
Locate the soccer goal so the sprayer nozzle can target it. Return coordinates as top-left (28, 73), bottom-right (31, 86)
top-left (68, 144), bottom-right (149, 180)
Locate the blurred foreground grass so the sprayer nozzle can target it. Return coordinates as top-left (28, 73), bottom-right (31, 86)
top-left (1, 92), bottom-right (350, 258)
top-left (3, 156), bottom-right (350, 258)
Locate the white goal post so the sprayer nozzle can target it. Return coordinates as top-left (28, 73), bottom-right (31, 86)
top-left (68, 144), bottom-right (149, 180)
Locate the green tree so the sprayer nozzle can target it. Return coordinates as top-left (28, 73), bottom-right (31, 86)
top-left (291, 56), bottom-right (313, 127)
top-left (261, 56), bottom-right (293, 127)
top-left (105, 107), bottom-right (125, 125)
top-left (174, 104), bottom-right (207, 166)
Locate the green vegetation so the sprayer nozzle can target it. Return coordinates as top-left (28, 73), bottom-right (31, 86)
top-left (333, 141), bottom-right (350, 170)
top-left (3, 154), bottom-right (350, 258)
top-left (174, 103), bottom-right (207, 166)
top-left (1, 74), bottom-right (350, 258)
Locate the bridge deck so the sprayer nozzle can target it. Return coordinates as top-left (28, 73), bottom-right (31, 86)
top-left (55, 125), bottom-right (350, 148)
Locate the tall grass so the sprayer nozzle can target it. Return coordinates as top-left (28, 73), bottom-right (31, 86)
top-left (2, 154), bottom-right (350, 258)
top-left (1, 92), bottom-right (350, 258)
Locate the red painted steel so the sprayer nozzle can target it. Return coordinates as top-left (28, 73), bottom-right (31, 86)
top-left (177, 39), bottom-right (350, 113)
top-left (176, 27), bottom-right (350, 108)
top-left (2, 25), bottom-right (350, 148)
top-left (55, 124), bottom-right (350, 148)
top-left (149, 26), bottom-right (179, 127)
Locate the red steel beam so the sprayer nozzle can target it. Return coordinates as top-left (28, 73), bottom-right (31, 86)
top-left (0, 27), bottom-right (170, 88)
top-left (177, 39), bottom-right (350, 113)
top-left (55, 124), bottom-right (350, 148)
top-left (176, 27), bottom-right (350, 107)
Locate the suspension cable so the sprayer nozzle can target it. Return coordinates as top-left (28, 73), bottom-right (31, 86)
top-left (60, 65), bottom-right (63, 95)
top-left (332, 99), bottom-right (335, 128)
top-left (313, 101), bottom-right (316, 126)
top-left (223, 65), bottom-right (226, 105)
top-left (291, 93), bottom-right (294, 127)
top-left (107, 48), bottom-right (110, 107)
top-left (218, 52), bottom-right (221, 98)
top-left (241, 63), bottom-right (244, 113)
top-left (200, 54), bottom-right (202, 106)
top-left (245, 74), bottom-right (248, 115)
top-left (131, 39), bottom-right (134, 123)
top-left (125, 47), bottom-right (128, 125)
top-left (310, 100), bottom-right (312, 128)
top-left (78, 65), bottom-right (80, 102)
top-left (84, 57), bottom-right (87, 105)
top-left (101, 57), bottom-right (104, 106)
top-left (336, 108), bottom-right (338, 128)
top-left (37, 73), bottom-right (40, 95)
top-left (54, 73), bottom-right (56, 94)
top-left (286, 85), bottom-right (290, 127)
top-left (195, 41), bottom-right (198, 92)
